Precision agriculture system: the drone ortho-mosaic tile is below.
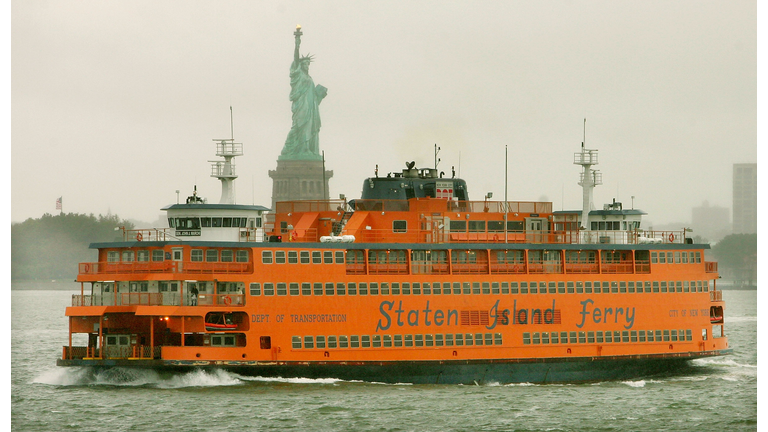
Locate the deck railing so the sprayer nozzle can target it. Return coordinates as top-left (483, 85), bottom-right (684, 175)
top-left (705, 261), bottom-right (718, 273)
top-left (71, 293), bottom-right (244, 307)
top-left (79, 260), bottom-right (252, 276)
top-left (710, 290), bottom-right (723, 302)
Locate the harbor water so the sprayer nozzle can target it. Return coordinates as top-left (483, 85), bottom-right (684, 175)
top-left (11, 283), bottom-right (757, 431)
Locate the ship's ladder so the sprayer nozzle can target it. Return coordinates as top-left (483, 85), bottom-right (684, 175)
top-left (332, 210), bottom-right (354, 236)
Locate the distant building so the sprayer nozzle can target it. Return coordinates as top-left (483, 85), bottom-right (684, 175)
top-left (732, 163), bottom-right (757, 234)
top-left (691, 201), bottom-right (730, 242)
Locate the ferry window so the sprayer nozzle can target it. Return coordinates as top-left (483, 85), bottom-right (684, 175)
top-left (662, 330), bottom-right (670, 341)
top-left (695, 252), bottom-right (701, 263)
top-left (666, 252), bottom-right (673, 263)
top-left (391, 283), bottom-right (400, 295)
top-left (349, 335), bottom-right (360, 348)
top-left (394, 335), bottom-right (403, 347)
top-left (212, 217), bottom-right (222, 228)
top-left (670, 330), bottom-right (678, 342)
top-left (507, 221), bottom-right (524, 232)
top-left (585, 281), bottom-right (593, 294)
top-left (425, 334), bottom-right (433, 347)
top-left (236, 250), bottom-right (249, 262)
top-left (652, 281), bottom-right (659, 293)
top-left (686, 329), bottom-right (692, 341)
top-left (644, 281), bottom-right (651, 293)
top-left (222, 218), bottom-right (232, 228)
top-left (660, 281), bottom-right (667, 293)
top-left (619, 282), bottom-right (626, 293)
top-left (491, 282), bottom-right (500, 294)
top-left (569, 332), bottom-right (577, 344)
top-left (358, 283), bottom-right (368, 295)
top-left (303, 336), bottom-right (314, 349)
top-left (168, 218), bottom-right (175, 228)
top-left (348, 283), bottom-right (357, 295)
top-left (621, 331), bottom-right (629, 342)
top-left (472, 282), bottom-right (481, 295)
top-left (468, 221), bottom-right (486, 232)
top-left (393, 220), bottom-right (407, 233)
top-left (484, 221), bottom-right (502, 232)
top-left (529, 282), bottom-right (538, 294)
top-left (450, 220), bottom-right (467, 231)
top-left (335, 251), bottom-right (344, 263)
top-left (587, 331), bottom-right (595, 343)
top-left (445, 334), bottom-right (454, 346)
top-left (676, 281), bottom-right (683, 292)
top-left (463, 282), bottom-right (471, 295)
top-left (402, 283), bottom-right (411, 295)
top-left (651, 252), bottom-right (658, 264)
top-left (659, 252), bottom-right (666, 264)
top-left (122, 251), bottom-right (134, 262)
top-left (315, 336), bottom-right (326, 349)
top-left (373, 335), bottom-right (382, 347)
top-left (107, 251), bottom-right (119, 262)
top-left (674, 252), bottom-right (680, 264)
top-left (337, 283), bottom-right (346, 295)
top-left (380, 282), bottom-right (390, 295)
top-left (628, 282), bottom-right (635, 293)
top-left (455, 334), bottom-right (464, 346)
top-left (435, 334), bottom-right (443, 346)
top-left (300, 251), bottom-right (310, 264)
top-left (261, 251), bottom-right (272, 264)
top-left (558, 282), bottom-right (566, 294)
top-left (300, 283), bottom-right (311, 296)
top-left (263, 283), bottom-right (274, 296)
top-left (152, 250), bottom-right (164, 262)
top-left (404, 335), bottom-right (413, 347)
top-left (605, 331), bottom-right (612, 343)
top-left (312, 251), bottom-right (322, 264)
top-left (520, 282), bottom-right (528, 294)
top-left (289, 283), bottom-right (299, 296)
top-left (275, 251), bottom-right (286, 264)
top-left (201, 217), bottom-right (211, 227)
top-left (443, 282), bottom-right (452, 295)
top-left (370, 283), bottom-right (379, 295)
top-left (338, 335), bottom-right (348, 348)
top-left (288, 251), bottom-right (298, 264)
top-left (313, 283), bottom-right (323, 296)
top-left (205, 249), bottom-right (218, 262)
top-left (603, 282), bottom-right (611, 293)
top-left (522, 332), bottom-right (531, 345)
top-left (323, 251), bottom-right (333, 264)
top-left (630, 331), bottom-right (638, 342)
top-left (325, 283), bottom-right (334, 296)
top-left (413, 283), bottom-right (421, 295)
top-left (579, 332), bottom-right (586, 343)
top-left (221, 250), bottom-right (233, 262)
top-left (484, 333), bottom-right (493, 345)
top-left (465, 334), bottom-right (474, 346)
top-left (292, 336), bottom-right (301, 349)
top-left (494, 333), bottom-right (503, 345)
top-left (137, 250), bottom-right (149, 262)
top-left (576, 282), bottom-right (583, 294)
top-left (191, 250), bottom-right (203, 262)
top-left (684, 281), bottom-right (690, 293)
top-left (681, 252), bottom-right (688, 264)
top-left (423, 282), bottom-right (433, 294)
top-left (453, 282), bottom-right (461, 294)
top-left (638, 330), bottom-right (646, 342)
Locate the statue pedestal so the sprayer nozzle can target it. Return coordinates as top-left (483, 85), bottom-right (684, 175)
top-left (268, 159), bottom-right (333, 211)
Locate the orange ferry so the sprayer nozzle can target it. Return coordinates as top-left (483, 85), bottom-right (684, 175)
top-left (57, 137), bottom-right (731, 384)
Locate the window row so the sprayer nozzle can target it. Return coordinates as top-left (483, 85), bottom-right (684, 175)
top-left (262, 250), bottom-right (344, 265)
top-left (651, 251), bottom-right (702, 264)
top-left (168, 216), bottom-right (258, 229)
top-left (248, 280), bottom-right (710, 296)
top-left (522, 329), bottom-right (693, 345)
top-left (107, 249), bottom-right (249, 263)
top-left (292, 332), bottom-right (504, 349)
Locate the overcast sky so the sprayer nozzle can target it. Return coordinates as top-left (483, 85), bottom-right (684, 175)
top-left (11, 1), bottom-right (757, 228)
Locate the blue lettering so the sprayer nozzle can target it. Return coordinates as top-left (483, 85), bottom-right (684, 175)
top-left (376, 301), bottom-right (393, 332)
top-left (423, 301), bottom-right (432, 326)
top-left (625, 307), bottom-right (635, 329)
top-left (577, 299), bottom-right (594, 328)
top-left (434, 309), bottom-right (444, 326)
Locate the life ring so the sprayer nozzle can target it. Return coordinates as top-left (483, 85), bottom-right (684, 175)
top-left (493, 234), bottom-right (499, 242)
top-left (83, 263), bottom-right (90, 273)
top-left (668, 233), bottom-right (674, 243)
top-left (136, 232), bottom-right (143, 241)
top-left (223, 296), bottom-right (232, 306)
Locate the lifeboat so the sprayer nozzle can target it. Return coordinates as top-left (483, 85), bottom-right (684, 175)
top-left (205, 313), bottom-right (236, 331)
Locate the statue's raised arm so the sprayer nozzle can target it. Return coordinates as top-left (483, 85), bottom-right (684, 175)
top-left (293, 25), bottom-right (302, 64)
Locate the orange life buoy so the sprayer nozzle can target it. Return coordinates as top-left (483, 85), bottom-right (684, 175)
top-left (136, 232), bottom-right (143, 241)
top-left (84, 263), bottom-right (90, 273)
top-left (223, 296), bottom-right (232, 306)
top-left (668, 233), bottom-right (674, 243)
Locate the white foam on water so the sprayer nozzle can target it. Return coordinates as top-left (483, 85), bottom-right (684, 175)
top-left (237, 375), bottom-right (345, 385)
top-left (156, 369), bottom-right (243, 389)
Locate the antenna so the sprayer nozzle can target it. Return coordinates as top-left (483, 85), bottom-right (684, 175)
top-left (230, 106), bottom-right (234, 140)
top-left (583, 118), bottom-right (586, 147)
top-left (434, 144), bottom-right (441, 170)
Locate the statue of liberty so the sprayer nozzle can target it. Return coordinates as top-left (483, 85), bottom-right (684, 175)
top-left (279, 25), bottom-right (327, 161)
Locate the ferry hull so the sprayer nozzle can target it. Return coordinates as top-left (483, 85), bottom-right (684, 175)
top-left (57, 350), bottom-right (731, 385)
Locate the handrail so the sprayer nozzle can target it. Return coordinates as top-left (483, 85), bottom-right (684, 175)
top-left (79, 260), bottom-right (252, 276)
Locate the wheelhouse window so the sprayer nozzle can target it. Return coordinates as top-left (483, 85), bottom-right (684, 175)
top-left (122, 250), bottom-right (134, 262)
top-left (221, 250), bottom-right (233, 262)
top-left (468, 220), bottom-right (486, 232)
top-left (262, 251), bottom-right (273, 264)
top-left (137, 250), bottom-right (149, 262)
top-left (236, 250), bottom-right (249, 262)
top-left (152, 250), bottom-right (164, 262)
top-left (107, 251), bottom-right (119, 262)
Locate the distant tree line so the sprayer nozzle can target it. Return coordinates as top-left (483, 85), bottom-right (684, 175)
top-left (11, 213), bottom-right (135, 281)
top-left (711, 233), bottom-right (757, 288)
